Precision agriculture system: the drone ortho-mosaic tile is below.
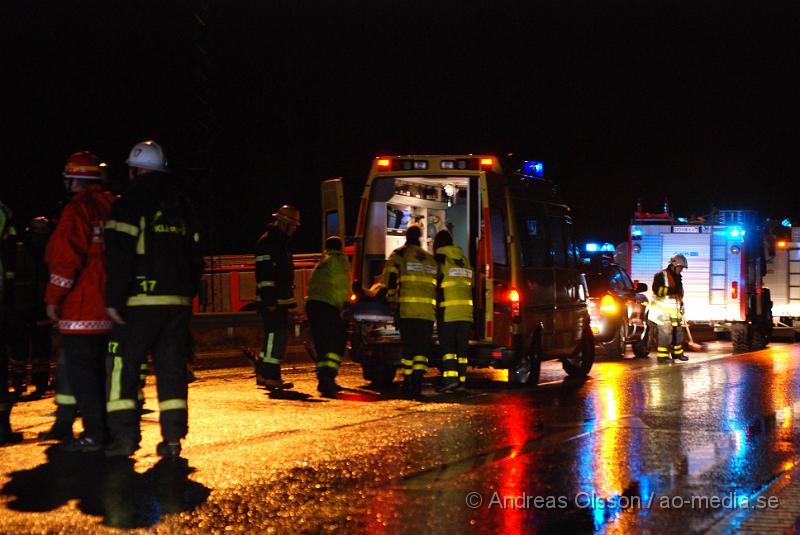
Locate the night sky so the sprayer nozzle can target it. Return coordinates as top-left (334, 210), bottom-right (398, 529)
top-left (5, 1), bottom-right (799, 254)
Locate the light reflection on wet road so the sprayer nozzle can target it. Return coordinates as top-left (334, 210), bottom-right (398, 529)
top-left (1, 342), bottom-right (799, 533)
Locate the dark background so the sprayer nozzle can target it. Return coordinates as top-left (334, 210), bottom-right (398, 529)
top-left (4, 1), bottom-right (799, 254)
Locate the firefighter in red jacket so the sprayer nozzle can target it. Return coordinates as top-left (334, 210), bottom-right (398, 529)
top-left (44, 151), bottom-right (115, 452)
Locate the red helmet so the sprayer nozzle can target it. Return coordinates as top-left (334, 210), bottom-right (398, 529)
top-left (63, 151), bottom-right (102, 180)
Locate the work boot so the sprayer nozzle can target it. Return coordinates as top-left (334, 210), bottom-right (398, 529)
top-left (317, 377), bottom-right (343, 397)
top-left (656, 357), bottom-right (671, 364)
top-left (38, 422), bottom-right (74, 441)
top-left (61, 436), bottom-right (104, 453)
top-left (672, 354), bottom-right (689, 362)
top-left (257, 376), bottom-right (294, 390)
top-left (436, 382), bottom-right (459, 394)
top-left (411, 374), bottom-right (424, 397)
top-left (104, 437), bottom-right (139, 458)
top-left (0, 411), bottom-right (23, 445)
top-left (401, 377), bottom-right (414, 398)
top-left (156, 440), bottom-right (182, 458)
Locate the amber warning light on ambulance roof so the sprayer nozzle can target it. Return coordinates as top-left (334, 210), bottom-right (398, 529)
top-left (377, 158), bottom-right (391, 170)
top-left (480, 157), bottom-right (494, 170)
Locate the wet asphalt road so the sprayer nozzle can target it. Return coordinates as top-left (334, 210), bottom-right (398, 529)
top-left (2, 342), bottom-right (800, 534)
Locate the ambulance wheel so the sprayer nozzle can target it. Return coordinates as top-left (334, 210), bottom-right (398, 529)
top-left (508, 344), bottom-right (542, 386)
top-left (563, 325), bottom-right (595, 378)
top-left (602, 323), bottom-right (626, 359)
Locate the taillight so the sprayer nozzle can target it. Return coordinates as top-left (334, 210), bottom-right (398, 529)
top-left (507, 288), bottom-right (521, 323)
top-left (778, 241), bottom-right (787, 248)
top-left (599, 294), bottom-right (618, 313)
top-left (731, 281), bottom-right (738, 299)
top-left (377, 158), bottom-right (391, 171)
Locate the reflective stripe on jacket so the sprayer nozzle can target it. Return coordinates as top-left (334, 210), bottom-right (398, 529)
top-left (254, 223), bottom-right (296, 309)
top-left (650, 268), bottom-right (683, 325)
top-left (306, 249), bottom-right (351, 310)
top-left (382, 244), bottom-right (437, 321)
top-left (45, 185), bottom-right (114, 333)
top-left (436, 245), bottom-right (473, 323)
top-left (104, 172), bottom-right (203, 309)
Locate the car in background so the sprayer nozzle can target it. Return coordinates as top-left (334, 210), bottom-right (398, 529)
top-left (581, 250), bottom-right (650, 358)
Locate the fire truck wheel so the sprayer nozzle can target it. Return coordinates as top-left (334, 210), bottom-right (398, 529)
top-left (563, 325), bottom-right (595, 378)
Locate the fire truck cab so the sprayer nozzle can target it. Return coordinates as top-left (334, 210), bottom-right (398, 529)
top-left (322, 154), bottom-right (594, 387)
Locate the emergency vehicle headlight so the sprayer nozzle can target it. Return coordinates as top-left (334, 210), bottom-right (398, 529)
top-left (440, 160), bottom-right (455, 169)
top-left (599, 294), bottom-right (618, 313)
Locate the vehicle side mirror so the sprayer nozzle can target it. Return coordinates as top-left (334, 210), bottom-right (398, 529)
top-left (635, 282), bottom-right (648, 293)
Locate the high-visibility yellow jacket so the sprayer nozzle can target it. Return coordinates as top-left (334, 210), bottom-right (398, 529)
top-left (382, 244), bottom-right (437, 321)
top-left (435, 245), bottom-right (473, 323)
top-left (306, 249), bottom-right (351, 310)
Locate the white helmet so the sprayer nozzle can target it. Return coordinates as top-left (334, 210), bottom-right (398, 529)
top-left (126, 140), bottom-right (168, 172)
top-left (670, 254), bottom-right (688, 269)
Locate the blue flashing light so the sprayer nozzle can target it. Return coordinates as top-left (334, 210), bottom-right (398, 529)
top-left (522, 160), bottom-right (544, 178)
top-left (782, 218), bottom-right (792, 228)
top-left (585, 243), bottom-right (599, 252)
top-left (729, 228), bottom-right (741, 238)
top-left (677, 217), bottom-right (688, 223)
top-left (601, 242), bottom-right (615, 252)
top-left (631, 227), bottom-right (642, 237)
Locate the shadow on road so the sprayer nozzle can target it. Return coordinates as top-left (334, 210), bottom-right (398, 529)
top-left (1, 445), bottom-right (210, 529)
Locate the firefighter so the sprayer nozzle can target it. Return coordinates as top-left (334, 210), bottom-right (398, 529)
top-left (381, 224), bottom-right (437, 397)
top-left (10, 216), bottom-right (54, 400)
top-left (306, 236), bottom-right (351, 396)
top-left (433, 230), bottom-right (473, 393)
top-left (44, 151), bottom-right (115, 452)
top-left (104, 140), bottom-right (203, 458)
top-left (1, 200), bottom-right (23, 445)
top-left (651, 254), bottom-right (689, 363)
top-left (254, 204), bottom-right (300, 390)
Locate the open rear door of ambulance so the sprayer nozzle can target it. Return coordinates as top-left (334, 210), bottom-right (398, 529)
top-left (321, 177), bottom-right (346, 250)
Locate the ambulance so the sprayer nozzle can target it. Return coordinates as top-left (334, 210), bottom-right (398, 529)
top-left (322, 154), bottom-right (594, 386)
top-left (627, 208), bottom-right (773, 351)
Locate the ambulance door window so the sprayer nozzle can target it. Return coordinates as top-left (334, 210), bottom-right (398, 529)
top-left (490, 212), bottom-right (507, 265)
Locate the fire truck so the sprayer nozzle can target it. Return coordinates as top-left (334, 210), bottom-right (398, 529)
top-left (763, 221), bottom-right (800, 322)
top-left (627, 208), bottom-right (773, 351)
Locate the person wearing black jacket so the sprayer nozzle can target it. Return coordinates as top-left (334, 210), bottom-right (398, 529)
top-left (1, 200), bottom-right (22, 445)
top-left (254, 205), bottom-right (300, 390)
top-left (103, 140), bottom-right (203, 458)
